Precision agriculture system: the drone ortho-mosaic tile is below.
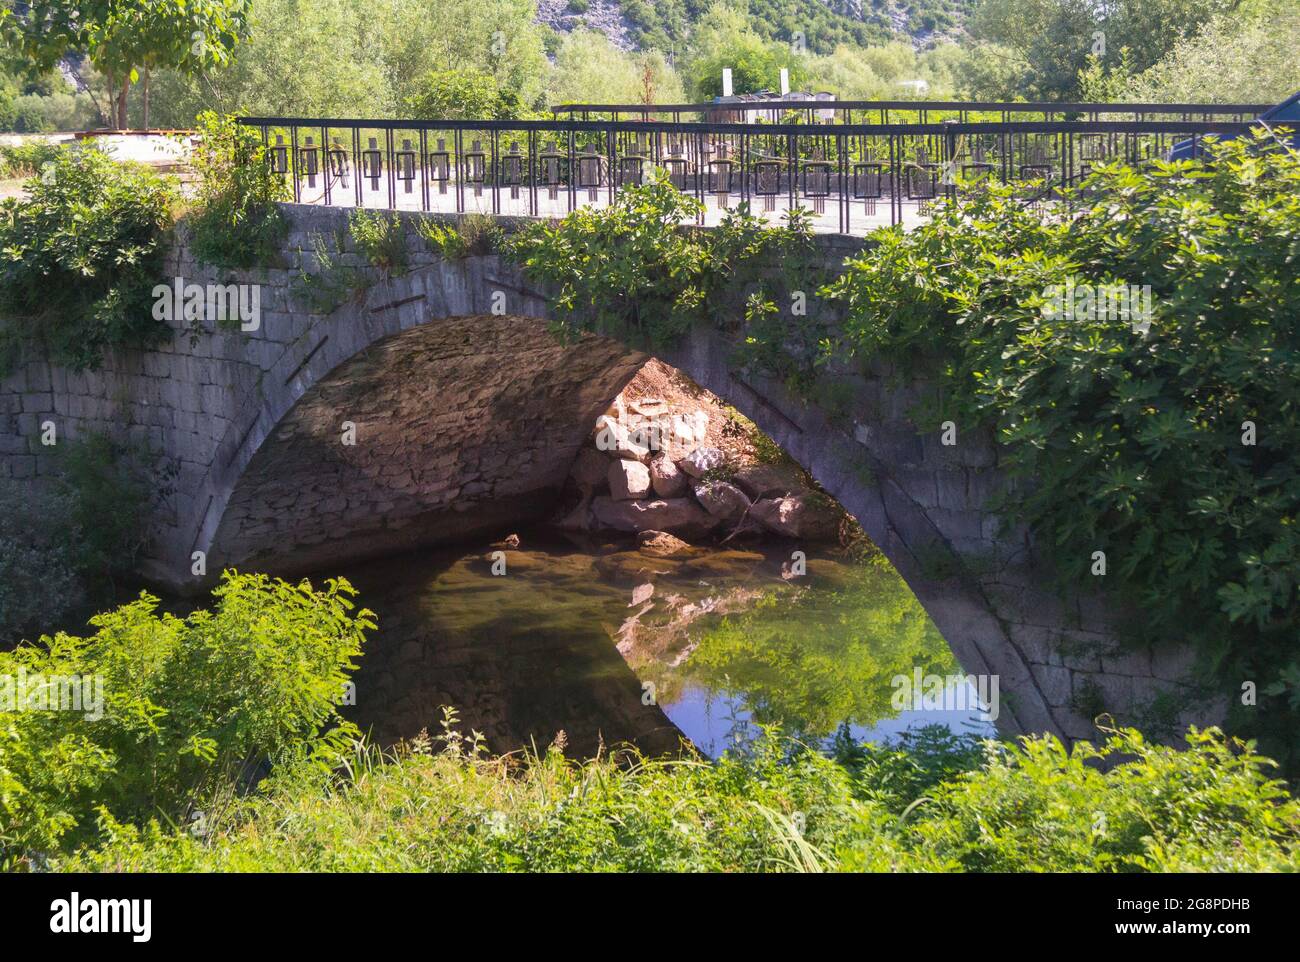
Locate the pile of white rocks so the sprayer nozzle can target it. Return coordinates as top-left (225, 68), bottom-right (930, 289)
top-left (559, 393), bottom-right (842, 543)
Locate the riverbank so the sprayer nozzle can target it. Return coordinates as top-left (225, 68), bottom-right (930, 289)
top-left (59, 719), bottom-right (1300, 873)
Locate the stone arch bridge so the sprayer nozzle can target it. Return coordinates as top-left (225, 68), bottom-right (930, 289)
top-left (0, 204), bottom-right (1206, 744)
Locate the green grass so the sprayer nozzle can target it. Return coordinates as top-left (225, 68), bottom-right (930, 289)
top-left (54, 713), bottom-right (1300, 873)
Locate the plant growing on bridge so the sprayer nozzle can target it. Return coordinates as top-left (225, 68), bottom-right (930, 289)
top-left (0, 146), bottom-right (178, 373)
top-left (417, 213), bottom-right (502, 260)
top-left (185, 111), bottom-right (289, 270)
top-left (508, 168), bottom-right (829, 358)
top-left (349, 209), bottom-right (407, 276)
top-left (825, 129), bottom-right (1300, 768)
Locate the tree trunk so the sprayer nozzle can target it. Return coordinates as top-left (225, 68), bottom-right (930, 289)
top-left (142, 67), bottom-right (150, 130)
top-left (116, 77), bottom-right (130, 130)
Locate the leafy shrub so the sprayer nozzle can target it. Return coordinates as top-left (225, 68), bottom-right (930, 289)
top-left (1122, 0), bottom-right (1300, 105)
top-left (836, 724), bottom-right (987, 813)
top-left (859, 726), bottom-right (1300, 872)
top-left (55, 719), bottom-right (1300, 873)
top-left (0, 572), bottom-right (374, 868)
top-left (823, 131), bottom-right (1300, 767)
top-left (185, 112), bottom-right (289, 270)
top-left (509, 169), bottom-right (820, 351)
top-left (0, 147), bottom-right (178, 373)
top-left (0, 142), bottom-right (62, 179)
top-left (417, 213), bottom-right (502, 260)
top-left (403, 67), bottom-right (527, 121)
top-left (348, 209), bottom-right (407, 274)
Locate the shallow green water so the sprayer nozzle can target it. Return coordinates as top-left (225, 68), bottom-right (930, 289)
top-left (335, 528), bottom-right (994, 759)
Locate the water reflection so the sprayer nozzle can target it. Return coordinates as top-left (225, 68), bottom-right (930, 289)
top-left (657, 559), bottom-right (996, 755)
top-left (334, 529), bottom-right (994, 760)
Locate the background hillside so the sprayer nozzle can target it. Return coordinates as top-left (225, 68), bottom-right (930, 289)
top-left (535, 0), bottom-right (973, 55)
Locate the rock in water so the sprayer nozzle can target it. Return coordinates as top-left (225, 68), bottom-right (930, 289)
top-left (678, 446), bottom-right (725, 479)
top-left (692, 480), bottom-right (752, 525)
top-left (649, 452), bottom-right (687, 498)
top-left (637, 529), bottom-right (692, 557)
top-left (750, 494), bottom-right (842, 541)
top-left (591, 496), bottom-right (720, 539)
top-left (629, 582), bottom-right (655, 606)
top-left (608, 458), bottom-right (651, 500)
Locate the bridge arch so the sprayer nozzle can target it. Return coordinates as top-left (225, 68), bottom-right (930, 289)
top-left (188, 214), bottom-right (1119, 744)
top-left (0, 203), bottom-right (1209, 747)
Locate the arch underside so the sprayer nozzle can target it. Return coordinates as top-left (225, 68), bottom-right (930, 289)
top-left (210, 315), bottom-right (646, 576)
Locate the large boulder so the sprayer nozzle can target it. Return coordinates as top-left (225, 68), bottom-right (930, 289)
top-left (570, 447), bottom-right (611, 493)
top-left (732, 463), bottom-right (806, 501)
top-left (749, 494), bottom-right (842, 541)
top-left (649, 452), bottom-right (688, 498)
top-left (692, 480), bottom-right (751, 526)
top-left (652, 410), bottom-right (708, 460)
top-left (591, 496), bottom-right (720, 539)
top-left (678, 446), bottom-right (725, 479)
top-left (594, 415), bottom-right (650, 462)
top-left (626, 417), bottom-right (671, 458)
top-left (609, 458), bottom-right (651, 500)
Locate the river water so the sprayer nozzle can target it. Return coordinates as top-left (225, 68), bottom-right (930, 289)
top-left (334, 527), bottom-right (994, 759)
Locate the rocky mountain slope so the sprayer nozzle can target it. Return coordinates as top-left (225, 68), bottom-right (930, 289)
top-left (535, 0), bottom-right (972, 55)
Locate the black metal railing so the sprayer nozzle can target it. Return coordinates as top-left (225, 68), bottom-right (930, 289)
top-left (238, 114), bottom-right (1258, 233)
